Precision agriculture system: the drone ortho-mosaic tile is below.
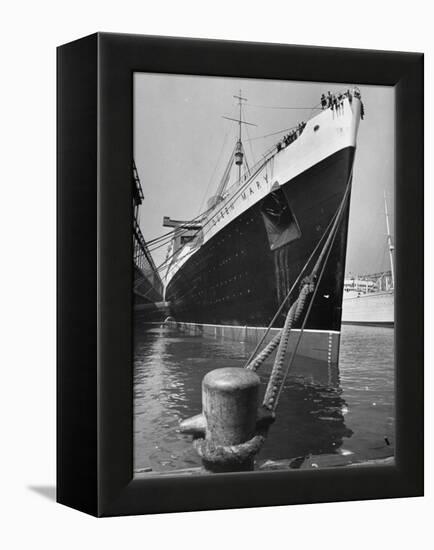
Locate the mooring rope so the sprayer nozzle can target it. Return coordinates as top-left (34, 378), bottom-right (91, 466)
top-left (194, 431), bottom-right (266, 470)
top-left (181, 167), bottom-right (353, 471)
top-left (262, 170), bottom-right (353, 412)
top-left (246, 332), bottom-right (282, 372)
top-left (243, 199), bottom-right (343, 370)
top-left (262, 279), bottom-right (315, 410)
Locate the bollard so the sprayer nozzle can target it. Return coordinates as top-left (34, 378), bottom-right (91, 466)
top-left (200, 367), bottom-right (261, 472)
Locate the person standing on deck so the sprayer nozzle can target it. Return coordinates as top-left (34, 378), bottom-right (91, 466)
top-left (321, 93), bottom-right (327, 109)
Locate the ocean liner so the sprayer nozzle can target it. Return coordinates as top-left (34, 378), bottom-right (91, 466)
top-left (161, 90), bottom-right (363, 365)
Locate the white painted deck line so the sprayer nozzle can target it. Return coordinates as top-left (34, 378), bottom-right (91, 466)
top-left (176, 321), bottom-right (340, 335)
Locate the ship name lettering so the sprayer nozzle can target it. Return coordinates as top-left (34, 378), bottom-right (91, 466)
top-left (256, 181), bottom-right (261, 189)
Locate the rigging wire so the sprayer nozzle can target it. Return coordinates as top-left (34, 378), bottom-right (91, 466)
top-left (246, 103), bottom-right (322, 110)
top-left (196, 131), bottom-right (230, 216)
top-left (242, 109), bottom-right (256, 171)
top-left (144, 199), bottom-right (217, 250)
top-left (145, 137), bottom-right (280, 259)
top-left (215, 144), bottom-right (237, 198)
top-left (147, 144), bottom-right (275, 257)
top-left (139, 95), bottom-right (334, 262)
top-left (247, 124), bottom-right (299, 141)
top-left (146, 143), bottom-right (245, 254)
top-left (142, 101), bottom-right (318, 249)
top-left (143, 152), bottom-right (276, 278)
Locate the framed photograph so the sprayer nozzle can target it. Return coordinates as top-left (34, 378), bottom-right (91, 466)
top-left (57, 33), bottom-right (423, 517)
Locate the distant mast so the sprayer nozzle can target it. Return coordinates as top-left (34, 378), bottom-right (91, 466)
top-left (384, 190), bottom-right (395, 289)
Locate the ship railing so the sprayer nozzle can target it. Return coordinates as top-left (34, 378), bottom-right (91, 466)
top-left (218, 89), bottom-right (361, 207)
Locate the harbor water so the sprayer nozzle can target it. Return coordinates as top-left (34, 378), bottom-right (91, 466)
top-left (133, 322), bottom-right (395, 473)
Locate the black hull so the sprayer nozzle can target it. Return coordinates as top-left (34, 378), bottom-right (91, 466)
top-left (166, 147), bottom-right (355, 331)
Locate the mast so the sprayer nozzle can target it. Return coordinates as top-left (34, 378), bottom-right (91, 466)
top-left (384, 190), bottom-right (395, 289)
top-left (222, 90), bottom-right (256, 185)
top-left (234, 91), bottom-right (246, 183)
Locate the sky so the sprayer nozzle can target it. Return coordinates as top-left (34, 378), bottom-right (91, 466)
top-left (134, 73), bottom-right (395, 276)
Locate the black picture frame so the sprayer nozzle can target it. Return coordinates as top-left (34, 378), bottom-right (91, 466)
top-left (57, 32), bottom-right (423, 517)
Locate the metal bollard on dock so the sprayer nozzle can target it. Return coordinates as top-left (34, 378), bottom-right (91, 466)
top-left (180, 367), bottom-right (265, 473)
top-left (203, 367), bottom-right (259, 447)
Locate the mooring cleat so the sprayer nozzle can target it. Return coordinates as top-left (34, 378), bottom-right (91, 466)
top-left (179, 413), bottom-right (206, 437)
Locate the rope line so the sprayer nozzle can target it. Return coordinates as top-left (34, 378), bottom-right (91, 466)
top-left (243, 204), bottom-right (342, 369)
top-left (196, 131), bottom-right (230, 217)
top-left (246, 103), bottom-right (322, 111)
top-left (263, 170), bottom-right (353, 412)
top-left (247, 124), bottom-right (299, 142)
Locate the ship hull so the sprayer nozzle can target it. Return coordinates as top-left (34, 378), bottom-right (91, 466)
top-left (342, 291), bottom-right (394, 327)
top-left (166, 146), bottom-right (355, 346)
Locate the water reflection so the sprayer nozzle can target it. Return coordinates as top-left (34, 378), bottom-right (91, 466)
top-left (257, 377), bottom-right (353, 466)
top-left (133, 321), bottom-right (396, 473)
